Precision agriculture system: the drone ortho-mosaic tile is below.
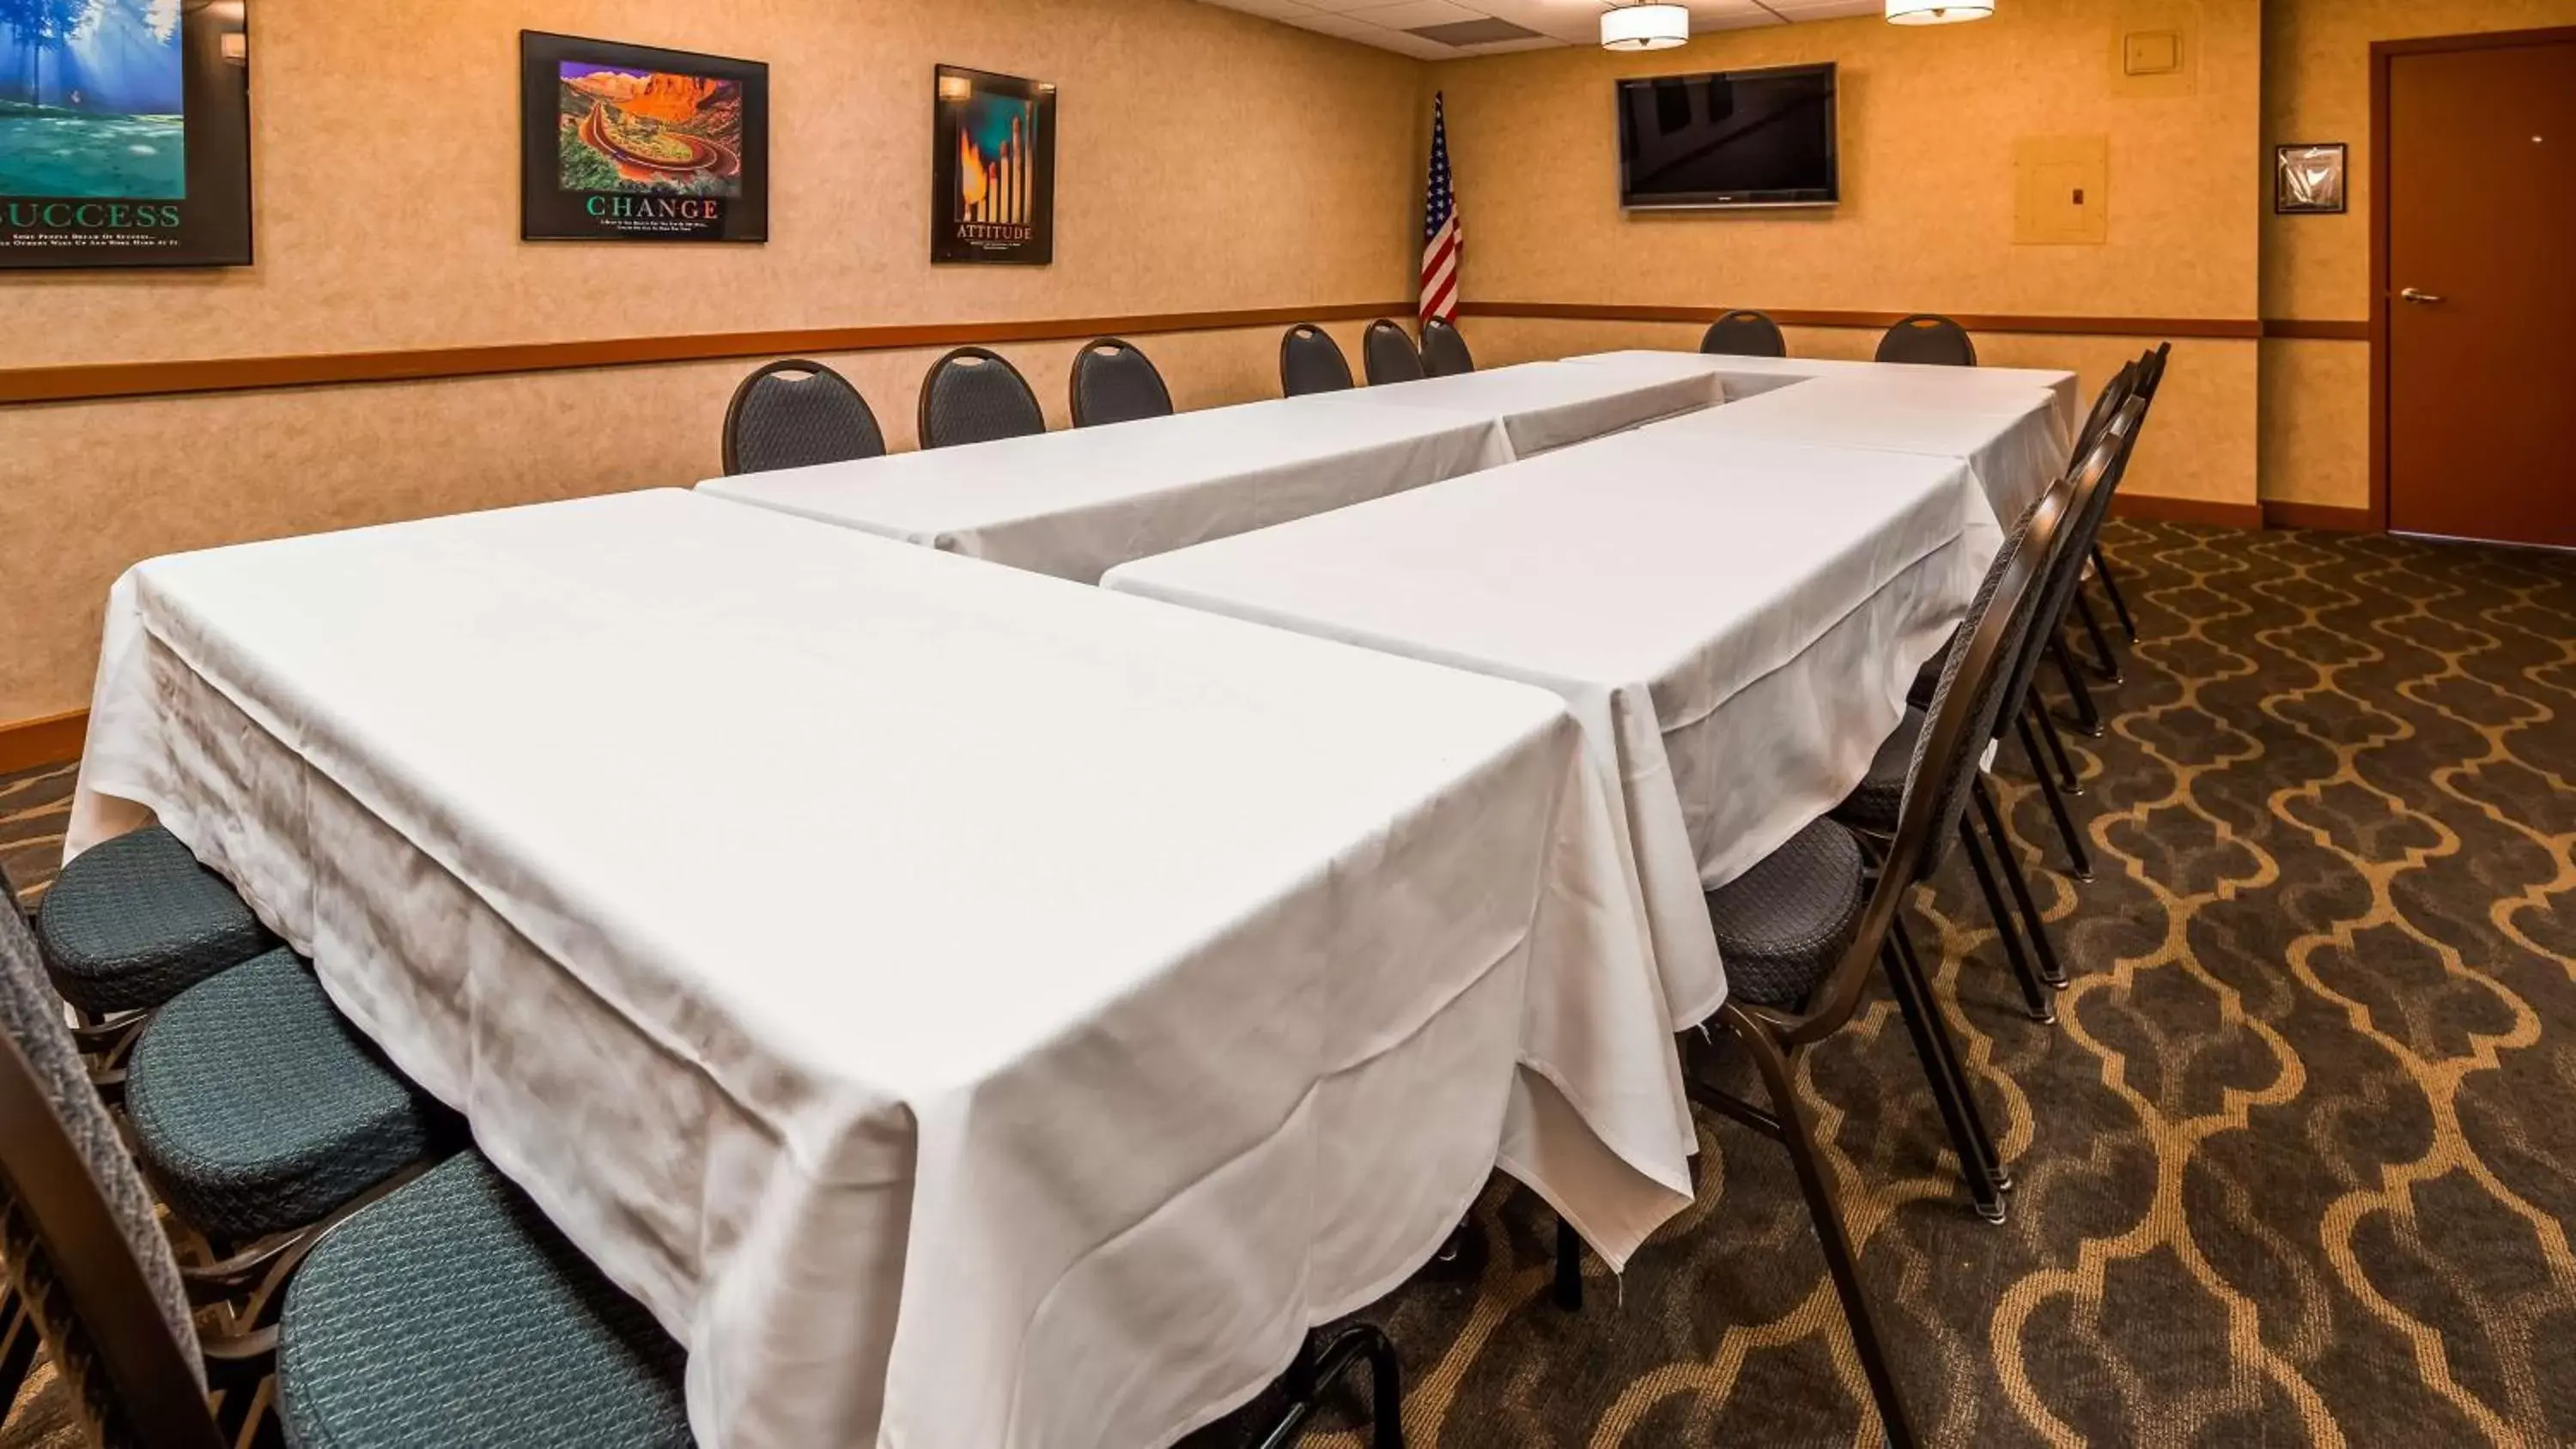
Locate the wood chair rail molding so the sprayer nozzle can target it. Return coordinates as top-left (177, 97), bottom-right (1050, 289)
top-left (0, 303), bottom-right (1415, 407)
top-left (1458, 301), bottom-right (2269, 340)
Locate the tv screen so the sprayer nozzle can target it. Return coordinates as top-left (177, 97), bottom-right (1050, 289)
top-left (1618, 64), bottom-right (1839, 210)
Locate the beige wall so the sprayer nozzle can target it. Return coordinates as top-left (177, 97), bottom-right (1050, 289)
top-left (0, 0), bottom-right (1419, 722)
top-left (1425, 0), bottom-right (2263, 512)
top-left (2260, 0), bottom-right (2576, 508)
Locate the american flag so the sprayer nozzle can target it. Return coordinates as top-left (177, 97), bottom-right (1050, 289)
top-left (1419, 94), bottom-right (1461, 324)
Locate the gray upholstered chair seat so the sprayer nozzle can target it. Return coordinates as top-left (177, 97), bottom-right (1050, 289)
top-left (1833, 708), bottom-right (1928, 838)
top-left (36, 826), bottom-right (272, 1016)
top-left (127, 949), bottom-right (444, 1241)
top-left (278, 1152), bottom-right (692, 1449)
top-left (1703, 818), bottom-right (1869, 1010)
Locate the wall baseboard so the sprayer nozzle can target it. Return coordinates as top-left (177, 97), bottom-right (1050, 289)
top-left (2111, 494), bottom-right (2265, 529)
top-left (0, 710), bottom-right (86, 774)
top-left (2262, 500), bottom-right (2378, 532)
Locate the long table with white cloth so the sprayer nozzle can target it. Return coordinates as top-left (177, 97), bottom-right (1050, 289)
top-left (1562, 348), bottom-right (2085, 442)
top-left (696, 361), bottom-right (1722, 583)
top-left (1103, 429), bottom-right (1984, 1030)
top-left (67, 488), bottom-right (1698, 1449)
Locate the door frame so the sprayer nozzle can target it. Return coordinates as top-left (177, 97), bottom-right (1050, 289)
top-left (2371, 25), bottom-right (2576, 531)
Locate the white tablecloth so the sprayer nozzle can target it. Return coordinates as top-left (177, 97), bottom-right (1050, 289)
top-left (1104, 431), bottom-right (1978, 1031)
top-left (1641, 373), bottom-right (2070, 562)
top-left (696, 396), bottom-right (1514, 584)
top-left (1327, 360), bottom-right (1720, 457)
top-left (69, 490), bottom-right (1695, 1449)
top-left (1564, 349), bottom-right (2083, 441)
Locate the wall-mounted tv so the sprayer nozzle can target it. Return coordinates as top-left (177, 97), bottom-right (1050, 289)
top-left (1618, 64), bottom-right (1839, 211)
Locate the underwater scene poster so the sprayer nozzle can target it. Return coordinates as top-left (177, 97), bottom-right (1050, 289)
top-left (521, 33), bottom-right (768, 244)
top-left (1, 0), bottom-right (253, 269)
top-left (931, 66), bottom-right (1055, 266)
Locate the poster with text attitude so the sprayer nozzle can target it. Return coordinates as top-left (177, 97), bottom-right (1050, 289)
top-left (1, 0), bottom-right (252, 270)
top-left (932, 65), bottom-right (1054, 265)
top-left (520, 32), bottom-right (767, 244)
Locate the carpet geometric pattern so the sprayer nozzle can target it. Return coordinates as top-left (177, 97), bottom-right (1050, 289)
top-left (7, 520), bottom-right (2574, 1447)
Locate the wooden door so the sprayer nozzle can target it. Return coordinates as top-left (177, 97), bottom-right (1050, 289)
top-left (2385, 35), bottom-right (2576, 548)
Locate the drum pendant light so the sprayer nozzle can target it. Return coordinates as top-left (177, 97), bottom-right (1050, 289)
top-left (1886, 0), bottom-right (1995, 22)
top-left (1601, 3), bottom-right (1691, 52)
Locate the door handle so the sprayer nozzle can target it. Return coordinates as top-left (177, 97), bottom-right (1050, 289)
top-left (2400, 288), bottom-right (2445, 304)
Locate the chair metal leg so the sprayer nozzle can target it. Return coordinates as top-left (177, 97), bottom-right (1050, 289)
top-left (2051, 635), bottom-right (2106, 737)
top-left (1879, 931), bottom-right (2010, 1212)
top-left (2093, 543), bottom-right (2138, 641)
top-left (1254, 1323), bottom-right (1406, 1449)
top-left (1959, 822), bottom-right (2057, 1025)
top-left (2017, 712), bottom-right (2096, 881)
top-left (2026, 697), bottom-right (2084, 797)
top-left (1, 1293), bottom-right (38, 1417)
top-left (1974, 779), bottom-right (2068, 991)
top-left (1552, 1213), bottom-right (1583, 1312)
top-left (2075, 593), bottom-right (2124, 684)
top-left (1735, 1022), bottom-right (1923, 1449)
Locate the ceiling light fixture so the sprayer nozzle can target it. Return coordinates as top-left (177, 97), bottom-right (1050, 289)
top-left (1601, 3), bottom-right (1691, 52)
top-left (1886, 0), bottom-right (1995, 23)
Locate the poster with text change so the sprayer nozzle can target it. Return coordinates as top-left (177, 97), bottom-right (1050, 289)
top-left (521, 31), bottom-right (768, 243)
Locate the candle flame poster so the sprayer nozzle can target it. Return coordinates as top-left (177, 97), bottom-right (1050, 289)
top-left (932, 65), bottom-right (1054, 265)
top-left (520, 32), bottom-right (768, 244)
top-left (1, 0), bottom-right (252, 270)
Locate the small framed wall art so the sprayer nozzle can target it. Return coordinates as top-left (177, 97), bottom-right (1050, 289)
top-left (931, 65), bottom-right (1056, 265)
top-left (2, 0), bottom-right (255, 270)
top-left (2274, 142), bottom-right (2347, 215)
top-left (521, 31), bottom-right (769, 243)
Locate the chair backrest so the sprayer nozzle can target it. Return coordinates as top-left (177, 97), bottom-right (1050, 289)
top-left (1069, 338), bottom-right (1175, 429)
top-left (1995, 397), bottom-right (2149, 731)
top-left (0, 899), bottom-right (219, 1448)
top-left (1875, 313), bottom-right (1978, 367)
top-left (1362, 319), bottom-right (1425, 386)
top-left (1699, 310), bottom-right (1788, 359)
top-left (1279, 324), bottom-right (1355, 397)
top-left (721, 360), bottom-right (887, 476)
top-left (918, 347), bottom-right (1046, 451)
top-left (2069, 361), bottom-right (2138, 470)
top-left (1771, 443), bottom-right (2088, 1046)
top-left (1420, 318), bottom-right (1475, 378)
top-left (2135, 342), bottom-right (2172, 406)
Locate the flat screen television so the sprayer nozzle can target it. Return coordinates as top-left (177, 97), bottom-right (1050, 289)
top-left (1617, 64), bottom-right (1839, 210)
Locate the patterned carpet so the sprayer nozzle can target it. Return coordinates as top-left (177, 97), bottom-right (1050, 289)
top-left (9, 520), bottom-right (2576, 1447)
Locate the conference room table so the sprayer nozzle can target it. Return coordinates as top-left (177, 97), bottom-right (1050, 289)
top-left (1643, 372), bottom-right (2074, 563)
top-left (68, 489), bottom-right (1697, 1449)
top-left (1562, 348), bottom-right (2086, 441)
top-left (1103, 428), bottom-right (1983, 1029)
top-left (695, 361), bottom-right (1720, 583)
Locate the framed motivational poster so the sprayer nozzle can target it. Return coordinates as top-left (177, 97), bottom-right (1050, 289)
top-left (932, 65), bottom-right (1055, 265)
top-left (521, 31), bottom-right (769, 244)
top-left (2, 0), bottom-right (254, 270)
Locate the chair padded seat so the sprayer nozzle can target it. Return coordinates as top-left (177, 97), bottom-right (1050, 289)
top-left (278, 1153), bottom-right (692, 1449)
top-left (1705, 818), bottom-right (1869, 1010)
top-left (1834, 707), bottom-right (1928, 838)
top-left (34, 825), bottom-right (272, 1016)
top-left (127, 949), bottom-right (442, 1242)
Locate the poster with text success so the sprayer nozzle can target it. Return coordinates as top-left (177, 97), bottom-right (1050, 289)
top-left (1, 0), bottom-right (253, 270)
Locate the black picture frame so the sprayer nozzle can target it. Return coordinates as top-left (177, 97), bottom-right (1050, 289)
top-left (931, 65), bottom-right (1057, 266)
top-left (1, 0), bottom-right (255, 270)
top-left (2275, 142), bottom-right (2348, 215)
top-left (520, 31), bottom-right (769, 244)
